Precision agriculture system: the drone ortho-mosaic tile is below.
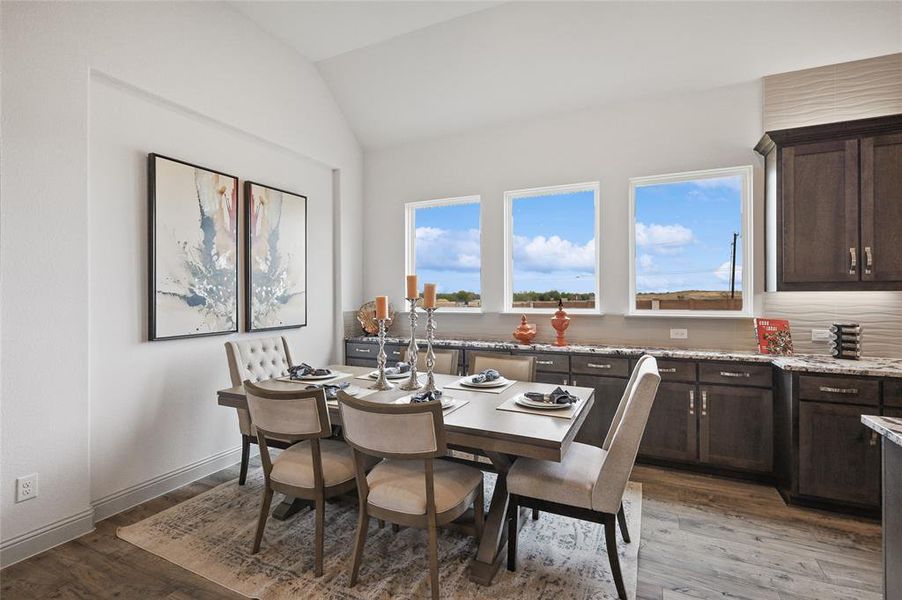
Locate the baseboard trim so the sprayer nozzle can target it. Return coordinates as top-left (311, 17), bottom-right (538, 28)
top-left (0, 507), bottom-right (95, 568)
top-left (92, 445), bottom-right (246, 522)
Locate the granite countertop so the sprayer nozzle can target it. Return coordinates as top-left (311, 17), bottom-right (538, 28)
top-left (346, 335), bottom-right (902, 378)
top-left (862, 415), bottom-right (902, 448)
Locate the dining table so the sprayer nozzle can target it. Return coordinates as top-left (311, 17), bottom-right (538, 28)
top-left (216, 364), bottom-right (596, 586)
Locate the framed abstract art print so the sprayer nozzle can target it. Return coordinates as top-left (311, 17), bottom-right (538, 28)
top-left (244, 181), bottom-right (307, 331)
top-left (148, 154), bottom-right (239, 340)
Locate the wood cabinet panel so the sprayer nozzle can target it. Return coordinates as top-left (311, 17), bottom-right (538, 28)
top-left (698, 362), bottom-right (772, 387)
top-left (798, 375), bottom-right (879, 406)
top-left (699, 385), bottom-right (773, 473)
top-left (861, 133), bottom-right (902, 283)
top-left (885, 381), bottom-right (902, 408)
top-left (571, 375), bottom-right (629, 448)
top-left (535, 371), bottom-right (569, 386)
top-left (516, 352), bottom-right (569, 373)
top-left (781, 140), bottom-right (860, 284)
top-left (639, 382), bottom-right (697, 463)
top-left (571, 355), bottom-right (630, 377)
top-left (798, 401), bottom-right (881, 507)
top-left (650, 359), bottom-right (696, 383)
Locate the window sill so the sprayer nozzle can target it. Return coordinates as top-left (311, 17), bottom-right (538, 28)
top-left (503, 308), bottom-right (604, 316)
top-left (625, 310), bottom-right (753, 319)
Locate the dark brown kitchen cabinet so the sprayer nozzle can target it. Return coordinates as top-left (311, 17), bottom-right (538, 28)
top-left (798, 401), bottom-right (881, 507)
top-left (861, 133), bottom-right (902, 283)
top-left (756, 114), bottom-right (902, 291)
top-left (639, 382), bottom-right (697, 463)
top-left (699, 385), bottom-right (773, 473)
top-left (572, 374), bottom-right (629, 448)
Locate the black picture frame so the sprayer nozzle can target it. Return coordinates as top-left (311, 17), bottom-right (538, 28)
top-left (148, 153), bottom-right (240, 341)
top-left (244, 180), bottom-right (308, 332)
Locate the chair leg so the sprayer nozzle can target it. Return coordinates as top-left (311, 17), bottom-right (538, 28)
top-left (531, 508), bottom-right (540, 521)
top-left (506, 497), bottom-right (519, 572)
top-left (238, 435), bottom-right (251, 485)
top-left (348, 506), bottom-right (369, 587)
top-left (252, 487), bottom-right (273, 554)
top-left (314, 496), bottom-right (325, 577)
top-left (617, 503), bottom-right (631, 544)
top-left (392, 523), bottom-right (400, 533)
top-left (427, 515), bottom-right (439, 600)
top-left (603, 513), bottom-right (627, 600)
top-left (474, 481), bottom-right (485, 541)
top-left (377, 519), bottom-right (385, 529)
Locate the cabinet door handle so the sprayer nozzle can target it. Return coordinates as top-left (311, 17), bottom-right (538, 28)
top-left (849, 247), bottom-right (857, 275)
top-left (819, 386), bottom-right (858, 395)
top-left (536, 360), bottom-right (553, 365)
top-left (572, 377), bottom-right (577, 386)
top-left (562, 377), bottom-right (568, 385)
top-left (587, 362), bottom-right (612, 369)
top-left (659, 367), bottom-right (677, 373)
top-left (689, 389), bottom-right (695, 415)
top-left (719, 371), bottom-right (749, 378)
top-left (869, 431), bottom-right (878, 447)
top-left (701, 390), bottom-right (707, 416)
top-left (864, 246), bottom-right (873, 275)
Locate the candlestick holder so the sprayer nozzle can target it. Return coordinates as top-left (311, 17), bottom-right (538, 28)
top-left (370, 318), bottom-right (395, 390)
top-left (399, 298), bottom-right (421, 390)
top-left (421, 307), bottom-right (438, 393)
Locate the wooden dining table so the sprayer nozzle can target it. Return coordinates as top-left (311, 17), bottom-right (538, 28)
top-left (217, 364), bottom-right (595, 586)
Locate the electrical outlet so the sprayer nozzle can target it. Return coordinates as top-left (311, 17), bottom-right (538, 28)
top-left (16, 474), bottom-right (38, 502)
top-left (670, 328), bottom-right (688, 340)
top-left (811, 328), bottom-right (831, 342)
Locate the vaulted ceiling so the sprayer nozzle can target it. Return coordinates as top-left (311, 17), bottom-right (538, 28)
top-left (234, 2), bottom-right (902, 149)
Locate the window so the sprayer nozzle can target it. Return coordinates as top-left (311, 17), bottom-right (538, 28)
top-left (629, 166), bottom-right (753, 317)
top-left (405, 195), bottom-right (481, 310)
top-left (504, 182), bottom-right (600, 313)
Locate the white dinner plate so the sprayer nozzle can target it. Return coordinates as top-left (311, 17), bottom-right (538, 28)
top-left (514, 394), bottom-right (572, 410)
top-left (394, 395), bottom-right (455, 409)
top-left (368, 370), bottom-right (410, 380)
top-left (292, 372), bottom-right (335, 381)
top-left (459, 377), bottom-right (510, 388)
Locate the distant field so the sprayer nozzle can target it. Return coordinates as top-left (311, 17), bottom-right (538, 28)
top-left (636, 290), bottom-right (742, 310)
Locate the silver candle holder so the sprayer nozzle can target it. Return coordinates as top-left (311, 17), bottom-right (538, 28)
top-left (421, 307), bottom-right (438, 394)
top-left (370, 318), bottom-right (394, 390)
top-left (399, 298), bottom-right (421, 391)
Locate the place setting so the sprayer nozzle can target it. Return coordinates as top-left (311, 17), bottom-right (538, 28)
top-left (444, 368), bottom-right (517, 394)
top-left (277, 363), bottom-right (353, 384)
top-left (497, 386), bottom-right (586, 419)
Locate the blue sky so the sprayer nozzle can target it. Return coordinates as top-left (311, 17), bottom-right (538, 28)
top-left (413, 176), bottom-right (742, 295)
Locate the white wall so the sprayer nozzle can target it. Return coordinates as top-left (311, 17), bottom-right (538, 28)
top-left (364, 82), bottom-right (902, 356)
top-left (1, 1), bottom-right (362, 565)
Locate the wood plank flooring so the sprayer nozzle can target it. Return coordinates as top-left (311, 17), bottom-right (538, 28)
top-left (1, 462), bottom-right (882, 599)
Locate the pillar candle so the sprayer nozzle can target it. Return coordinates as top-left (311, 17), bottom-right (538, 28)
top-left (375, 296), bottom-right (389, 320)
top-left (406, 275), bottom-right (418, 299)
top-left (423, 283), bottom-right (437, 309)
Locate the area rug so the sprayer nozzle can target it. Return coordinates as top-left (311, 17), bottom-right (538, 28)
top-left (118, 468), bottom-right (642, 599)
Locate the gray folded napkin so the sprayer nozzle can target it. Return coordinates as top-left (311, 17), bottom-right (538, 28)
top-left (305, 381), bottom-right (350, 399)
top-left (289, 363), bottom-right (332, 378)
top-left (410, 389), bottom-right (443, 403)
top-left (384, 361), bottom-right (411, 376)
top-left (470, 369), bottom-right (501, 384)
top-left (524, 387), bottom-right (579, 405)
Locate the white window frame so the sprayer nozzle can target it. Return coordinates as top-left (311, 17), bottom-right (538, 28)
top-left (628, 165), bottom-right (754, 319)
top-left (404, 194), bottom-right (482, 313)
top-left (503, 181), bottom-right (602, 315)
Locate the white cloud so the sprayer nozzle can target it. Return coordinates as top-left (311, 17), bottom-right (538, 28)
top-left (513, 235), bottom-right (595, 273)
top-left (415, 227), bottom-right (480, 272)
top-left (638, 253), bottom-right (654, 271)
top-left (635, 222), bottom-right (694, 254)
top-left (713, 260), bottom-right (742, 282)
top-left (691, 176), bottom-right (742, 191)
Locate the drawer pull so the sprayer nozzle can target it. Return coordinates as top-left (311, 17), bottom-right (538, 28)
top-left (587, 362), bottom-right (612, 369)
top-left (659, 368), bottom-right (677, 373)
top-left (719, 371), bottom-right (749, 378)
top-left (353, 348), bottom-right (372, 354)
top-left (849, 247), bottom-right (857, 275)
top-left (870, 431), bottom-right (878, 447)
top-left (689, 389), bottom-right (695, 415)
top-left (819, 386), bottom-right (858, 395)
top-left (701, 390), bottom-right (707, 416)
top-left (536, 360), bottom-right (554, 365)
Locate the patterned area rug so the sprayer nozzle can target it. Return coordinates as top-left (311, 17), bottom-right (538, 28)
top-left (118, 468), bottom-right (641, 599)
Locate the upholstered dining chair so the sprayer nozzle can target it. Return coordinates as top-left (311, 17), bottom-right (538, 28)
top-left (244, 381), bottom-right (367, 577)
top-left (338, 392), bottom-right (485, 600)
top-left (504, 355), bottom-right (661, 600)
top-left (400, 347), bottom-right (460, 375)
top-left (467, 352), bottom-right (536, 382)
top-left (224, 337), bottom-right (294, 485)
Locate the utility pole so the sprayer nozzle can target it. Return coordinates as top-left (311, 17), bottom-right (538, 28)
top-left (730, 232), bottom-right (739, 298)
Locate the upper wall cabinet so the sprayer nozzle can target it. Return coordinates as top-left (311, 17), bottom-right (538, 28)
top-left (756, 114), bottom-right (902, 291)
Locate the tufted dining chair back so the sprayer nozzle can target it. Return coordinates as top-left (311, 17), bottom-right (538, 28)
top-left (225, 336), bottom-right (294, 436)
